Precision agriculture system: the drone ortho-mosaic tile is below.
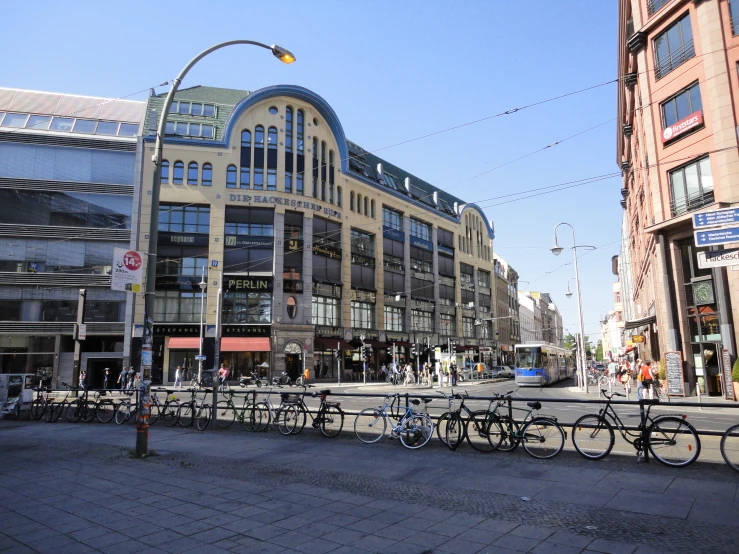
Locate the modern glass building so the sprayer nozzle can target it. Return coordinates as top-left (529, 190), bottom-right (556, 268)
top-left (0, 87), bottom-right (145, 388)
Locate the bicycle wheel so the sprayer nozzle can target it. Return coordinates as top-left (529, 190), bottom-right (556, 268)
top-left (277, 405), bottom-right (300, 435)
top-left (115, 402), bottom-right (131, 425)
top-left (354, 408), bottom-right (387, 443)
top-left (290, 404), bottom-right (307, 434)
top-left (163, 401), bottom-right (180, 427)
top-left (399, 414), bottom-right (434, 449)
top-left (196, 405), bottom-right (210, 431)
top-left (252, 402), bottom-right (270, 432)
top-left (648, 416), bottom-right (701, 467)
top-left (571, 414), bottom-right (615, 460)
top-left (216, 402), bottom-right (236, 429)
top-left (30, 399), bottom-right (45, 421)
top-left (148, 403), bottom-right (160, 426)
top-left (82, 401), bottom-right (97, 423)
top-left (48, 401), bottom-right (65, 423)
top-left (598, 376), bottom-right (609, 391)
top-left (319, 405), bottom-right (344, 438)
top-left (66, 400), bottom-right (83, 423)
top-left (243, 403), bottom-right (263, 432)
top-left (96, 400), bottom-right (116, 424)
top-left (489, 415), bottom-right (520, 452)
top-left (435, 412), bottom-right (453, 445)
top-left (522, 418), bottom-right (565, 459)
top-left (465, 410), bottom-right (497, 453)
top-left (178, 404), bottom-right (194, 427)
top-left (720, 423), bottom-right (739, 473)
top-left (445, 414), bottom-right (465, 451)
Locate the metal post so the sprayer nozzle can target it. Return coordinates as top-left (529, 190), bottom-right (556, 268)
top-left (135, 39), bottom-right (295, 456)
top-left (197, 266), bottom-right (206, 385)
top-left (72, 289), bottom-right (87, 394)
top-left (337, 341), bottom-right (341, 385)
top-left (210, 275), bottom-right (222, 430)
top-left (572, 243), bottom-right (588, 393)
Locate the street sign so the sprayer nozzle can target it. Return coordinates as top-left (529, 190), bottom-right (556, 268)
top-left (697, 248), bottom-right (739, 269)
top-left (632, 335), bottom-right (644, 343)
top-left (77, 324), bottom-right (86, 341)
top-left (693, 207), bottom-right (739, 229)
top-left (111, 248), bottom-right (143, 292)
top-left (194, 355), bottom-right (207, 362)
top-left (694, 227), bottom-right (739, 247)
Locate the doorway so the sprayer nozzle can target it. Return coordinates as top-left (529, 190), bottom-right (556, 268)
top-left (86, 359), bottom-right (122, 389)
top-left (286, 354), bottom-right (301, 381)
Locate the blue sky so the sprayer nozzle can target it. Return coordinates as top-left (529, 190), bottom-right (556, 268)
top-left (3, 0), bottom-right (621, 342)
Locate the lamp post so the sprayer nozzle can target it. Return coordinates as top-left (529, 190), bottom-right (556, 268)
top-left (551, 223), bottom-right (593, 393)
top-left (136, 40), bottom-right (296, 457)
top-left (197, 267), bottom-right (207, 385)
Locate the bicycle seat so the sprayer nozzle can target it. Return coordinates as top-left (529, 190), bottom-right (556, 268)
top-left (527, 401), bottom-right (541, 410)
top-left (411, 399), bottom-right (421, 406)
top-left (319, 389), bottom-right (331, 395)
top-left (613, 392), bottom-right (625, 397)
top-left (420, 397), bottom-right (433, 404)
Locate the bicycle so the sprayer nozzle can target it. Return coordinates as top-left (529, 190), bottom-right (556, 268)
top-left (276, 387), bottom-right (345, 437)
top-left (177, 388), bottom-right (211, 430)
top-left (115, 390), bottom-right (176, 425)
top-left (354, 393), bottom-right (435, 449)
top-left (651, 378), bottom-right (670, 403)
top-left (45, 382), bottom-right (74, 423)
top-left (436, 389), bottom-right (471, 451)
top-left (720, 423), bottom-right (739, 473)
top-left (216, 389), bottom-right (267, 431)
top-left (30, 386), bottom-right (53, 421)
top-left (66, 389), bottom-right (116, 424)
top-left (487, 394), bottom-right (566, 459)
top-left (571, 390), bottom-right (700, 467)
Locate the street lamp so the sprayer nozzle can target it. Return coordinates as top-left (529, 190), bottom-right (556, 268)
top-left (565, 278), bottom-right (575, 299)
top-left (197, 267), bottom-right (207, 385)
top-left (136, 39), bottom-right (296, 457)
top-left (551, 223), bottom-right (594, 393)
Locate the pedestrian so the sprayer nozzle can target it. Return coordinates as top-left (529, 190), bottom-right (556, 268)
top-left (103, 368), bottom-right (109, 390)
top-left (174, 365), bottom-right (183, 389)
top-left (79, 370), bottom-right (87, 389)
top-left (449, 362), bottom-right (456, 386)
top-left (127, 366), bottom-right (135, 389)
top-left (434, 360), bottom-right (441, 386)
top-left (118, 369), bottom-right (126, 390)
top-left (218, 363), bottom-right (230, 391)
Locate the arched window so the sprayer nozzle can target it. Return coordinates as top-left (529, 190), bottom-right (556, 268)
top-left (173, 161), bottom-right (184, 184)
top-left (297, 109), bottom-right (304, 153)
top-left (187, 162), bottom-right (198, 185)
top-left (329, 150), bottom-right (335, 204)
top-left (268, 126), bottom-right (277, 149)
top-left (337, 186), bottom-right (342, 208)
top-left (160, 160), bottom-right (169, 184)
top-left (255, 125), bottom-right (264, 147)
top-left (285, 107), bottom-right (293, 153)
top-left (320, 141), bottom-right (327, 201)
top-left (357, 194), bottom-right (362, 214)
top-left (312, 137), bottom-right (319, 198)
top-left (371, 199), bottom-right (376, 219)
top-left (241, 129), bottom-right (251, 147)
top-left (364, 197), bottom-right (368, 216)
top-left (201, 163), bottom-right (212, 186)
top-left (350, 191), bottom-right (355, 211)
top-left (226, 165), bottom-right (237, 188)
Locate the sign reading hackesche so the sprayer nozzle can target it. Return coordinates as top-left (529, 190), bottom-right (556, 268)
top-left (228, 194), bottom-right (341, 219)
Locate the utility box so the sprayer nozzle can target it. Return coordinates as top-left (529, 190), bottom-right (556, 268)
top-left (0, 374), bottom-right (35, 417)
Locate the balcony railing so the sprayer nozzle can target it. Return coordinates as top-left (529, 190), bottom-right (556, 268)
top-left (383, 259), bottom-right (405, 272)
top-left (671, 190), bottom-right (714, 217)
top-left (655, 39), bottom-right (695, 79)
top-left (647, 0), bottom-right (670, 16)
top-left (283, 280), bottom-right (304, 293)
top-left (732, 7), bottom-right (739, 36)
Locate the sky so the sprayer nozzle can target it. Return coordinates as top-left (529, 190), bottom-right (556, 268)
top-left (2, 0), bottom-right (621, 342)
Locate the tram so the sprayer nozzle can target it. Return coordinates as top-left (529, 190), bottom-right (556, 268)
top-left (514, 342), bottom-right (574, 386)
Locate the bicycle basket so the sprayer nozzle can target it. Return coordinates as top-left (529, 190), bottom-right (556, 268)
top-left (281, 394), bottom-right (301, 404)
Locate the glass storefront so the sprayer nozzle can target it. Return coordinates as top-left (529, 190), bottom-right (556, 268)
top-left (0, 335), bottom-right (56, 384)
top-left (221, 351), bottom-right (270, 381)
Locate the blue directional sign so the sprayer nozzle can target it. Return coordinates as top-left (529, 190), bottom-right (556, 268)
top-left (694, 226), bottom-right (739, 246)
top-left (693, 207), bottom-right (739, 229)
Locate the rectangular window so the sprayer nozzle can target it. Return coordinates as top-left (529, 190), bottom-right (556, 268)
top-left (411, 277), bottom-right (434, 301)
top-left (732, 0), bottom-right (739, 35)
top-left (160, 256), bottom-right (208, 276)
top-left (267, 168), bottom-right (277, 191)
top-left (479, 293), bottom-right (492, 311)
top-left (412, 310), bottom-right (434, 333)
top-left (26, 115), bottom-right (52, 130)
top-left (154, 291), bottom-right (206, 323)
top-left (384, 271), bottom-right (405, 295)
top-left (648, 0), bottom-right (670, 16)
top-left (462, 317), bottom-right (475, 337)
top-left (313, 217), bottom-right (342, 249)
top-left (410, 245), bottom-right (433, 273)
top-left (158, 204), bottom-right (210, 234)
top-left (382, 206), bottom-right (403, 231)
top-left (661, 82), bottom-right (702, 129)
top-left (253, 168), bottom-right (263, 189)
top-left (49, 117), bottom-right (73, 132)
top-left (669, 156), bottom-right (713, 216)
top-left (410, 218), bottom-right (431, 241)
top-left (350, 229), bottom-right (375, 258)
top-left (222, 292), bottom-right (272, 323)
top-left (312, 296), bottom-right (340, 326)
top-left (654, 13), bottom-right (695, 79)
top-left (438, 254), bottom-right (455, 277)
top-left (439, 313), bottom-right (455, 336)
top-left (351, 301), bottom-right (375, 329)
top-left (439, 282), bottom-right (455, 302)
top-left (351, 264), bottom-right (375, 290)
top-left (384, 306), bottom-right (405, 332)
top-left (285, 171), bottom-right (292, 193)
top-left (240, 167), bottom-right (250, 188)
top-left (478, 270), bottom-right (491, 288)
top-left (296, 174), bottom-right (304, 195)
top-left (2, 113), bottom-right (29, 127)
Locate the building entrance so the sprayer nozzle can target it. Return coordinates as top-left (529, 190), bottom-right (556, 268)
top-left (285, 353), bottom-right (302, 381)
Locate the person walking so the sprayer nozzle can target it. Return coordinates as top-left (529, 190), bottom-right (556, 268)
top-left (450, 362), bottom-right (458, 387)
top-left (174, 366), bottom-right (183, 389)
top-left (79, 370), bottom-right (87, 390)
top-left (127, 366), bottom-right (135, 390)
top-left (434, 360), bottom-right (441, 387)
top-left (118, 369), bottom-right (126, 390)
top-left (218, 363), bottom-right (230, 391)
top-left (102, 368), bottom-right (110, 390)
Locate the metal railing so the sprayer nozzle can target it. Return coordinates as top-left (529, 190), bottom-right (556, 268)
top-left (647, 0), bottom-right (671, 16)
top-left (670, 189), bottom-right (714, 217)
top-left (655, 39), bottom-right (695, 80)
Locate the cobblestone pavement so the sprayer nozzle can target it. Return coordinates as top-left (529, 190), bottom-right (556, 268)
top-left (1, 420), bottom-right (738, 553)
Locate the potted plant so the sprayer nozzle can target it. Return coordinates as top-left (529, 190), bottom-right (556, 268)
top-left (732, 358), bottom-right (739, 401)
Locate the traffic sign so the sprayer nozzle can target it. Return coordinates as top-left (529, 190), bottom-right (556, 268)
top-left (194, 355), bottom-right (206, 361)
top-left (697, 248), bottom-right (739, 269)
top-left (694, 227), bottom-right (739, 247)
top-left (693, 207), bottom-right (739, 229)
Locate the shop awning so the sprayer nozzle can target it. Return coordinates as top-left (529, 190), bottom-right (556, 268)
top-left (221, 337), bottom-right (271, 352)
top-left (624, 315), bottom-right (656, 330)
top-left (314, 337), bottom-right (352, 350)
top-left (168, 337), bottom-right (201, 349)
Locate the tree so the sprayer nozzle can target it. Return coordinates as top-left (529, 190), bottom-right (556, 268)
top-left (563, 333), bottom-right (590, 354)
top-left (594, 341), bottom-right (603, 362)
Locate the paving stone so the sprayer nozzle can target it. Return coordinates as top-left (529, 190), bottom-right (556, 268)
top-left (532, 541), bottom-right (584, 554)
top-left (493, 533), bottom-right (542, 552)
top-left (351, 533), bottom-right (397, 552)
top-left (405, 530), bottom-right (451, 548)
top-left (547, 530), bottom-right (594, 548)
top-left (510, 524), bottom-right (556, 541)
top-left (587, 538), bottom-right (638, 554)
top-left (79, 531), bottom-right (130, 549)
top-left (294, 537), bottom-right (342, 553)
top-left (138, 529), bottom-right (186, 546)
top-left (323, 527), bottom-right (368, 545)
top-left (436, 538), bottom-right (487, 553)
top-left (474, 518), bottom-right (520, 534)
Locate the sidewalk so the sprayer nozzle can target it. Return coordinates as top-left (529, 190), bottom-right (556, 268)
top-left (2, 420), bottom-right (739, 553)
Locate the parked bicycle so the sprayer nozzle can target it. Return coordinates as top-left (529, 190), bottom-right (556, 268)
top-left (487, 394), bottom-right (566, 459)
top-left (177, 388), bottom-right (211, 430)
top-left (354, 393), bottom-right (435, 449)
top-left (571, 390), bottom-right (700, 467)
top-left (30, 386), bottom-right (53, 421)
top-left (216, 389), bottom-right (267, 431)
top-left (66, 389), bottom-right (116, 424)
top-left (276, 387), bottom-right (345, 437)
top-left (720, 423), bottom-right (739, 473)
top-left (45, 382), bottom-right (75, 423)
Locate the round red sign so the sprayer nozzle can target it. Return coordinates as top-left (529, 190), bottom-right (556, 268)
top-left (123, 251), bottom-right (142, 271)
